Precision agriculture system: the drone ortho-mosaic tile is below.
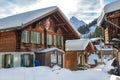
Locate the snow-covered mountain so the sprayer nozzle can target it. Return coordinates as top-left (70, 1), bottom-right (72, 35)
top-left (70, 16), bottom-right (86, 29)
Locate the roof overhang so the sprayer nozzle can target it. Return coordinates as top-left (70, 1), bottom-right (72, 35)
top-left (0, 6), bottom-right (80, 39)
top-left (97, 1), bottom-right (120, 27)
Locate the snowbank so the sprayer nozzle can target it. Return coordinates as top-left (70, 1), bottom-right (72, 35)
top-left (102, 58), bottom-right (115, 73)
top-left (110, 75), bottom-right (120, 80)
top-left (0, 55), bottom-right (115, 80)
top-left (88, 53), bottom-right (100, 64)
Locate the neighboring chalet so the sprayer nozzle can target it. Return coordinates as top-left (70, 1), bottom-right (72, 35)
top-left (98, 1), bottom-right (120, 75)
top-left (90, 38), bottom-right (114, 57)
top-left (65, 39), bottom-right (94, 70)
top-left (0, 6), bottom-right (80, 68)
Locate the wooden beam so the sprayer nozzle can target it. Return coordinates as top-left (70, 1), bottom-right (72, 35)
top-left (52, 14), bottom-right (61, 23)
top-left (108, 13), bottom-right (120, 19)
top-left (55, 23), bottom-right (66, 27)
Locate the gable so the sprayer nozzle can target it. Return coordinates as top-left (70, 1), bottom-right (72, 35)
top-left (0, 6), bottom-right (80, 39)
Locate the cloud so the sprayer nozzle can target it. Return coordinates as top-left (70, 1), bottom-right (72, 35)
top-left (0, 0), bottom-right (116, 23)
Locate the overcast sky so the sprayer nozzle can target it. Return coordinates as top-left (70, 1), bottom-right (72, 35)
top-left (0, 0), bottom-right (117, 23)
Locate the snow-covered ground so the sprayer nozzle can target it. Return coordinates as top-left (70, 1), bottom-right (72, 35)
top-left (0, 57), bottom-right (119, 80)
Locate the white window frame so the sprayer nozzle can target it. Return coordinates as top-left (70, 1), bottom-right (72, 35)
top-left (51, 54), bottom-right (57, 64)
top-left (21, 30), bottom-right (29, 43)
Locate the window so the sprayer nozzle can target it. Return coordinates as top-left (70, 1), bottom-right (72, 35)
top-left (21, 54), bottom-right (34, 67)
top-left (51, 54), bottom-right (57, 65)
top-left (47, 34), bottom-right (52, 45)
top-left (21, 30), bottom-right (29, 43)
top-left (31, 32), bottom-right (40, 44)
top-left (58, 55), bottom-right (62, 65)
top-left (2, 54), bottom-right (14, 68)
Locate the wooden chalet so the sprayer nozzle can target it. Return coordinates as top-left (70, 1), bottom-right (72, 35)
top-left (90, 38), bottom-right (114, 57)
top-left (65, 39), bottom-right (94, 70)
top-left (0, 6), bottom-right (80, 68)
top-left (98, 1), bottom-right (120, 75)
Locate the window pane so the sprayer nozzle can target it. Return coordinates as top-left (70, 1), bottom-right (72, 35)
top-left (58, 55), bottom-right (61, 64)
top-left (51, 54), bottom-right (57, 64)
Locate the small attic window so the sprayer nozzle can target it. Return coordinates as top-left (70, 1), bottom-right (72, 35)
top-left (32, 23), bottom-right (37, 29)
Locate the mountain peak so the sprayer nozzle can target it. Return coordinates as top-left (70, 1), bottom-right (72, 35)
top-left (70, 16), bottom-right (86, 29)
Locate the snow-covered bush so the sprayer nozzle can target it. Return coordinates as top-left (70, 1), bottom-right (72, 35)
top-left (76, 64), bottom-right (90, 70)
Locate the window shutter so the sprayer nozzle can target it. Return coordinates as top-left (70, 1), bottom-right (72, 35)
top-left (57, 36), bottom-right (61, 46)
top-left (21, 54), bottom-right (25, 67)
top-left (26, 31), bottom-right (29, 43)
top-left (47, 34), bottom-right (49, 45)
top-left (10, 54), bottom-right (14, 67)
top-left (2, 55), bottom-right (4, 68)
top-left (61, 36), bottom-right (63, 46)
top-left (54, 35), bottom-right (56, 46)
top-left (21, 31), bottom-right (25, 42)
top-left (31, 31), bottom-right (34, 43)
top-left (30, 54), bottom-right (34, 67)
top-left (42, 33), bottom-right (44, 45)
top-left (37, 33), bottom-right (40, 44)
top-left (49, 34), bottom-right (52, 45)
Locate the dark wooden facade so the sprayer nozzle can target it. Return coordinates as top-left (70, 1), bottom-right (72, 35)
top-left (99, 9), bottom-right (120, 75)
top-left (35, 48), bottom-right (64, 67)
top-left (65, 41), bottom-right (94, 70)
top-left (0, 7), bottom-right (80, 68)
top-left (0, 7), bottom-right (80, 52)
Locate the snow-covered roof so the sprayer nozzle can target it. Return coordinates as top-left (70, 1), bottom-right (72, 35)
top-left (0, 6), bottom-right (80, 38)
top-left (90, 37), bottom-right (104, 42)
top-left (0, 6), bottom-right (57, 30)
top-left (97, 1), bottom-right (120, 26)
top-left (35, 48), bottom-right (65, 53)
top-left (95, 45), bottom-right (113, 51)
top-left (65, 39), bottom-right (94, 51)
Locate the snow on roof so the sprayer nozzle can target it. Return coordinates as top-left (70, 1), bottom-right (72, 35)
top-left (0, 6), bottom-right (80, 38)
top-left (65, 39), bottom-right (94, 51)
top-left (97, 1), bottom-right (120, 26)
top-left (95, 45), bottom-right (113, 51)
top-left (0, 6), bottom-right (57, 30)
top-left (35, 48), bottom-right (65, 53)
top-left (90, 37), bottom-right (104, 42)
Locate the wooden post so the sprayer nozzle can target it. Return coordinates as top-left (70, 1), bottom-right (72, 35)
top-left (44, 28), bottom-right (47, 48)
top-left (15, 30), bottom-right (22, 52)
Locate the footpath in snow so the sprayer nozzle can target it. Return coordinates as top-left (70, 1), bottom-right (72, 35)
top-left (0, 58), bottom-right (119, 80)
